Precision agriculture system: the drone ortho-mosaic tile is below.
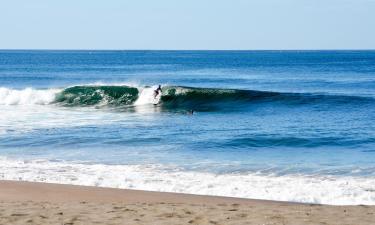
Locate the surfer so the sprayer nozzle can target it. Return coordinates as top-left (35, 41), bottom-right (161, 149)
top-left (154, 85), bottom-right (162, 98)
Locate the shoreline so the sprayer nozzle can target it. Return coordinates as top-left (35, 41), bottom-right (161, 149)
top-left (0, 180), bottom-right (374, 224)
top-left (0, 180), bottom-right (276, 205)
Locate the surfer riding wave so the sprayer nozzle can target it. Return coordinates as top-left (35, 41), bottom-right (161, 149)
top-left (154, 85), bottom-right (162, 98)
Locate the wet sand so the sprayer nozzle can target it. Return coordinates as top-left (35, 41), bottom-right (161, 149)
top-left (0, 180), bottom-right (373, 225)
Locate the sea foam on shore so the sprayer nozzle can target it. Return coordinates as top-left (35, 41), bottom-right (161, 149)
top-left (1, 157), bottom-right (374, 205)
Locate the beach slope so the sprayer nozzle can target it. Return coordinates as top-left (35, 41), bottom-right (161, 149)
top-left (0, 181), bottom-right (374, 225)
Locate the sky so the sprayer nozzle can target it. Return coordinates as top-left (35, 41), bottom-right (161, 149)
top-left (0, 0), bottom-right (374, 50)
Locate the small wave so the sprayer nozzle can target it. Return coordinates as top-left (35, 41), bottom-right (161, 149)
top-left (224, 136), bottom-right (375, 148)
top-left (1, 85), bottom-right (373, 111)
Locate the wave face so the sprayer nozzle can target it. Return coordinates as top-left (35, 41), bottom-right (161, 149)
top-left (55, 86), bottom-right (139, 106)
top-left (160, 86), bottom-right (373, 111)
top-left (1, 85), bottom-right (373, 111)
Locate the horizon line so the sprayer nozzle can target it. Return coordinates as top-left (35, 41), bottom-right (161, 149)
top-left (1, 48), bottom-right (375, 52)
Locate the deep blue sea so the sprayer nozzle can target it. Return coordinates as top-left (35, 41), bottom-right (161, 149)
top-left (1, 50), bottom-right (375, 205)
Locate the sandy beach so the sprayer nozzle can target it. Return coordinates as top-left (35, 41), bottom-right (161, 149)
top-left (0, 181), bottom-right (373, 225)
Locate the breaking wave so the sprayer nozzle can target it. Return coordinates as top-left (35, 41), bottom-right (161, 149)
top-left (0, 87), bottom-right (59, 105)
top-left (0, 85), bottom-right (373, 111)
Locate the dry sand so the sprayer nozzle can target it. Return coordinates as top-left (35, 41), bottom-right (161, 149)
top-left (0, 180), bottom-right (374, 225)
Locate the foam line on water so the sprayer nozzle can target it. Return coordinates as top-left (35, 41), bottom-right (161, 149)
top-left (0, 157), bottom-right (374, 205)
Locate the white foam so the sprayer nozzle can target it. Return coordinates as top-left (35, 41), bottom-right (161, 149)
top-left (134, 86), bottom-right (160, 105)
top-left (0, 87), bottom-right (60, 105)
top-left (0, 104), bottom-right (132, 135)
top-left (0, 157), bottom-right (374, 205)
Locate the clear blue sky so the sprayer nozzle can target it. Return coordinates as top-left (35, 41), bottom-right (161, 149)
top-left (1, 0), bottom-right (374, 50)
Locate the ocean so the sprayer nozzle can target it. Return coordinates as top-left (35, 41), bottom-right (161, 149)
top-left (0, 50), bottom-right (374, 205)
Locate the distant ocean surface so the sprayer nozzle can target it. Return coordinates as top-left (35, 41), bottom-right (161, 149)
top-left (1, 50), bottom-right (375, 205)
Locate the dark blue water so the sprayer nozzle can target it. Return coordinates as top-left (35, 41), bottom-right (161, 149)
top-left (1, 50), bottom-right (375, 204)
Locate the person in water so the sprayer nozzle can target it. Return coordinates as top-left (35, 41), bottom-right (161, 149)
top-left (154, 85), bottom-right (162, 98)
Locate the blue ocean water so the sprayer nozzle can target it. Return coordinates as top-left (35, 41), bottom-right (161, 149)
top-left (1, 50), bottom-right (375, 204)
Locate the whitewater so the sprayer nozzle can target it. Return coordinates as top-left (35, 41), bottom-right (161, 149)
top-left (1, 157), bottom-right (375, 205)
top-left (0, 87), bottom-right (60, 105)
